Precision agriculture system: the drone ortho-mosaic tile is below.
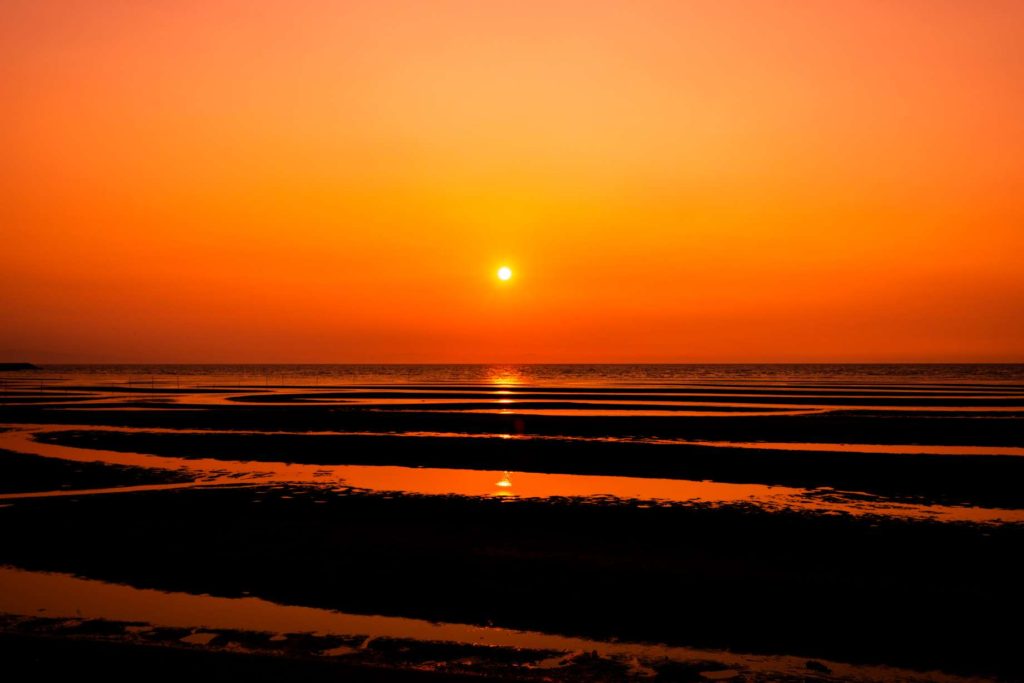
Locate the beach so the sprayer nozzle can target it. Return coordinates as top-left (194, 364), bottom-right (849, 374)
top-left (1, 364), bottom-right (1023, 681)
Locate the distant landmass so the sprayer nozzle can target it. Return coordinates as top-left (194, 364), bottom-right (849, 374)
top-left (0, 363), bottom-right (38, 371)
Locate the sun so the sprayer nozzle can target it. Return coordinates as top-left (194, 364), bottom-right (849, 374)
top-left (497, 266), bottom-right (512, 281)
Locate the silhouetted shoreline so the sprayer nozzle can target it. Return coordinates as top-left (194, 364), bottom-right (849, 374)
top-left (0, 363), bottom-right (38, 371)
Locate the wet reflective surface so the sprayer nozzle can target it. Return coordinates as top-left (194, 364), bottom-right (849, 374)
top-left (1, 364), bottom-right (1023, 680)
top-left (1, 425), bottom-right (1021, 523)
top-left (0, 565), bottom-right (985, 683)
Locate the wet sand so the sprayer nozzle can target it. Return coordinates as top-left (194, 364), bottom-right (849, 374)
top-left (5, 400), bottom-right (1024, 444)
top-left (0, 447), bottom-right (189, 494)
top-left (0, 566), bottom-right (986, 683)
top-left (1, 369), bottom-right (1022, 680)
top-left (29, 428), bottom-right (1024, 508)
top-left (4, 485), bottom-right (1023, 677)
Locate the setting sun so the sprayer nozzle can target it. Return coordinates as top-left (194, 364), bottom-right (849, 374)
top-left (3, 2), bottom-right (1022, 363)
top-left (1, 3), bottom-right (1021, 679)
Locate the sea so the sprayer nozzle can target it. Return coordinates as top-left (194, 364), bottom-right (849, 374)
top-left (12, 362), bottom-right (1024, 386)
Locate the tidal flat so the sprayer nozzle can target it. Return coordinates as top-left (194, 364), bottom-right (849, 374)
top-left (1, 365), bottom-right (1022, 681)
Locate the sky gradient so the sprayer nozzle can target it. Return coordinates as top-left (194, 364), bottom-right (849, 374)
top-left (3, 0), bottom-right (1023, 362)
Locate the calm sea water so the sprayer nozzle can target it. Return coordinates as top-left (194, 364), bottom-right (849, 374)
top-left (21, 363), bottom-right (1024, 386)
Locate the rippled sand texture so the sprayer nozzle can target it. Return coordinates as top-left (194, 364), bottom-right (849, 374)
top-left (1, 364), bottom-right (1022, 681)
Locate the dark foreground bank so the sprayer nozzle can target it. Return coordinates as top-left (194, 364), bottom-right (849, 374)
top-left (2, 484), bottom-right (1022, 679)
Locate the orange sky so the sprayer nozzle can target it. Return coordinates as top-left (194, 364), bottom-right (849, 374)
top-left (2, 0), bottom-right (1023, 363)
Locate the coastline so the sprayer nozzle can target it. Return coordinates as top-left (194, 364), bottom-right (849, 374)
top-left (0, 368), bottom-right (1021, 680)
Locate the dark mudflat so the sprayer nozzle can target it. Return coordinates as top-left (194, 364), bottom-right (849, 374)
top-left (0, 631), bottom-right (486, 682)
top-left (1, 485), bottom-right (1021, 679)
top-left (0, 447), bottom-right (189, 494)
top-left (2, 379), bottom-right (1023, 681)
top-left (36, 429), bottom-right (1024, 508)
top-left (4, 403), bottom-right (1024, 445)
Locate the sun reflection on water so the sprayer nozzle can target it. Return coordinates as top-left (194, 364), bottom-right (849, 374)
top-left (486, 367), bottom-right (525, 387)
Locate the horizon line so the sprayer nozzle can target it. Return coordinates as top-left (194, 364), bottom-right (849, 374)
top-left (8, 361), bottom-right (1024, 367)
